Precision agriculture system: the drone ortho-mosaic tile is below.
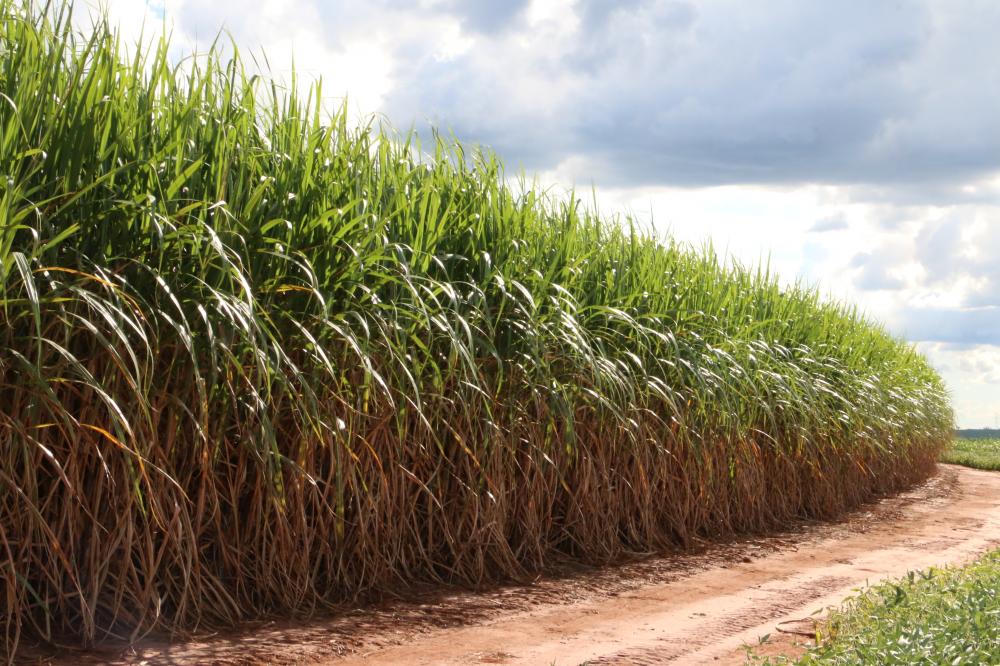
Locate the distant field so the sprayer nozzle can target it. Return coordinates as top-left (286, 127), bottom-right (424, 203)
top-left (942, 438), bottom-right (1000, 471)
top-left (955, 428), bottom-right (1000, 439)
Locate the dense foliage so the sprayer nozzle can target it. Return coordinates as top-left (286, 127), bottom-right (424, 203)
top-left (0, 1), bottom-right (952, 656)
top-left (792, 550), bottom-right (1000, 665)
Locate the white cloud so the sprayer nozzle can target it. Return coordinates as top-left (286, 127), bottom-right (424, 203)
top-left (918, 342), bottom-right (1000, 427)
top-left (809, 213), bottom-right (849, 233)
top-left (381, 0), bottom-right (1000, 188)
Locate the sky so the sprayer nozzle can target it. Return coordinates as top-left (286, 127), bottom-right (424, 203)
top-left (84, 0), bottom-right (1000, 427)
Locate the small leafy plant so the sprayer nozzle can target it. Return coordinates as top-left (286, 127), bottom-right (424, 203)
top-left (795, 550), bottom-right (1000, 665)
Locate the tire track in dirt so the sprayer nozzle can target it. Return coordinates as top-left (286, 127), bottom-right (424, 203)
top-left (587, 575), bottom-right (854, 665)
top-left (48, 464), bottom-right (1000, 666)
top-left (323, 465), bottom-right (1000, 666)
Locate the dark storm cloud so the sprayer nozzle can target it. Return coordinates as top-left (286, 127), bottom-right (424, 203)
top-left (383, 0), bottom-right (1000, 190)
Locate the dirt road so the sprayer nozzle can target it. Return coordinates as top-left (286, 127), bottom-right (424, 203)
top-left (75, 464), bottom-right (1000, 666)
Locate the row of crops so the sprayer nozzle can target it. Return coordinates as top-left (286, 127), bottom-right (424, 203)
top-left (0, 1), bottom-right (952, 657)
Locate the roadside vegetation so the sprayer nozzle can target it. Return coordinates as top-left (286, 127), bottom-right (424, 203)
top-left (755, 549), bottom-right (1000, 665)
top-left (942, 437), bottom-right (1000, 471)
top-left (0, 0), bottom-right (953, 658)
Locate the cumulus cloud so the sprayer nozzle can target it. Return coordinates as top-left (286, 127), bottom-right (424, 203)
top-left (917, 342), bottom-right (1000, 426)
top-left (809, 213), bottom-right (848, 233)
top-left (104, 0), bottom-right (1000, 192)
top-left (440, 0), bottom-right (532, 34)
top-left (910, 208), bottom-right (1000, 308)
top-left (899, 307), bottom-right (1000, 345)
top-left (85, 0), bottom-right (1000, 193)
top-left (381, 0), bottom-right (1000, 189)
top-left (851, 251), bottom-right (906, 291)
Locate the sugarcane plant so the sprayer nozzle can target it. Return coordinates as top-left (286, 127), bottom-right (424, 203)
top-left (0, 0), bottom-right (952, 658)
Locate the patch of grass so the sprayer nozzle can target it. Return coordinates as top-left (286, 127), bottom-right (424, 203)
top-left (941, 438), bottom-right (1000, 471)
top-left (772, 550), bottom-right (1000, 665)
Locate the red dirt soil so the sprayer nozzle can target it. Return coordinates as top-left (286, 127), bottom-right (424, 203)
top-left (36, 464), bottom-right (1000, 665)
